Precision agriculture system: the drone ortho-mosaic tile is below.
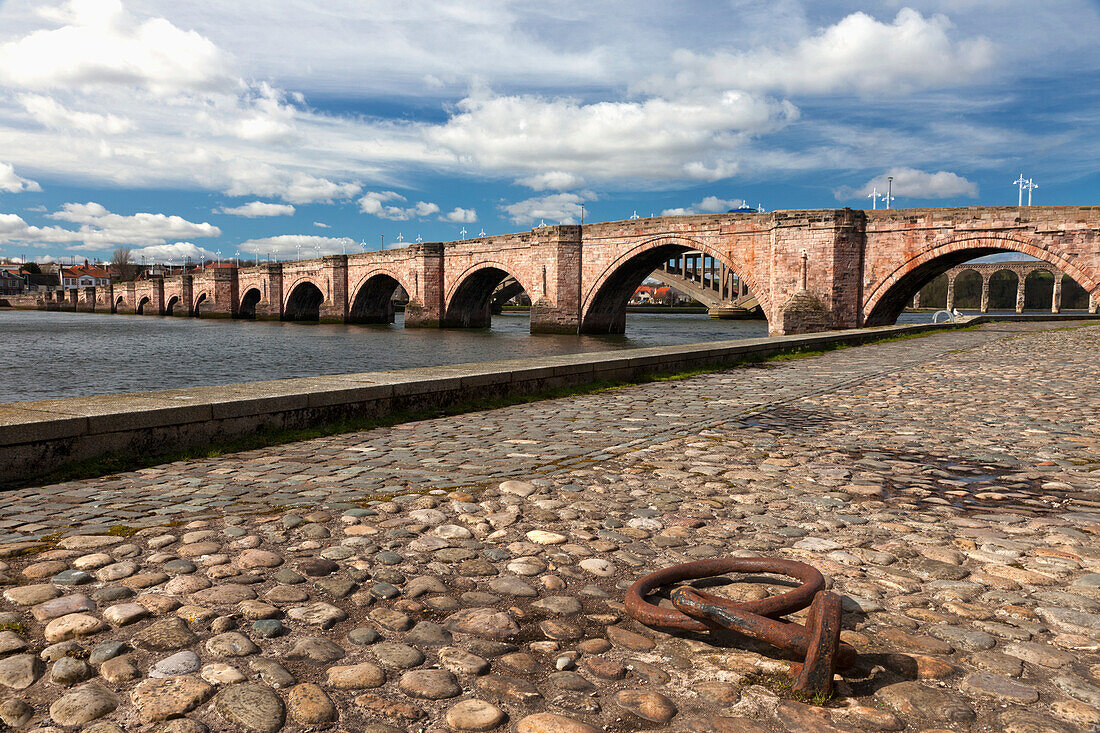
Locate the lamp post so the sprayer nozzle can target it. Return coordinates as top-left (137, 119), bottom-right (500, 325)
top-left (886, 176), bottom-right (894, 209)
top-left (1024, 178), bottom-right (1038, 206)
top-left (296, 245), bottom-right (301, 262)
top-left (234, 250), bottom-right (239, 268)
top-left (1014, 174), bottom-right (1027, 206)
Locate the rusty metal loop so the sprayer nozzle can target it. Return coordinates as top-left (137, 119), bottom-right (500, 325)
top-left (623, 557), bottom-right (826, 632)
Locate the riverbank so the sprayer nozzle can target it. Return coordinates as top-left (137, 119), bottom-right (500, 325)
top-left (1, 318), bottom-right (975, 488)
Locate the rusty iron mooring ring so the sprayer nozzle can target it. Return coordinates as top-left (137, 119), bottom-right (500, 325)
top-left (623, 557), bottom-right (826, 632)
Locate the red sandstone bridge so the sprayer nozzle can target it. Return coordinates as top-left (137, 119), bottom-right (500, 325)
top-left (16, 206), bottom-right (1100, 335)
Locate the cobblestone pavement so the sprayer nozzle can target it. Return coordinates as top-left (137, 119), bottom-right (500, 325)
top-left (0, 321), bottom-right (1098, 732)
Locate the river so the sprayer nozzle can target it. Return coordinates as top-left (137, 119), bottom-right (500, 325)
top-left (2, 308), bottom-right (944, 403)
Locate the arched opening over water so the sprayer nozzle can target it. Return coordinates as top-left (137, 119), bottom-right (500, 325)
top-left (114, 295), bottom-right (124, 313)
top-left (988, 270), bottom-right (1020, 309)
top-left (580, 239), bottom-right (761, 334)
top-left (193, 293), bottom-right (208, 316)
top-left (165, 295), bottom-right (180, 316)
top-left (866, 237), bottom-right (1094, 325)
top-left (349, 274), bottom-right (408, 324)
top-left (284, 282), bottom-right (324, 322)
top-left (443, 266), bottom-right (530, 329)
top-left (136, 296), bottom-right (150, 315)
top-left (952, 270), bottom-right (982, 310)
top-left (490, 277), bottom-right (529, 315)
top-left (238, 288), bottom-right (262, 319)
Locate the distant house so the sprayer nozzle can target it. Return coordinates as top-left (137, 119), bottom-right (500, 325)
top-left (0, 268), bottom-right (23, 295)
top-left (60, 262), bottom-right (111, 290)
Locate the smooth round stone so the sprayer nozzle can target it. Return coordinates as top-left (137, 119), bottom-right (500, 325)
top-left (446, 699), bottom-right (506, 731)
top-left (0, 698), bottom-right (32, 727)
top-left (531, 596), bottom-right (582, 615)
top-left (44, 613), bottom-right (105, 642)
top-left (238, 550), bottom-right (283, 569)
top-left (133, 617), bottom-right (198, 650)
top-left (327, 662), bottom-right (386, 689)
top-left (370, 582), bottom-right (400, 599)
top-left (52, 569), bottom-right (93, 586)
top-left (4, 583), bottom-right (61, 606)
top-left (50, 682), bottom-right (119, 726)
top-left (103, 602), bottom-right (150, 627)
top-left (614, 689), bottom-right (678, 723)
top-left (399, 669), bottom-right (462, 699)
top-left (579, 558), bottom-right (615, 576)
top-left (206, 632), bottom-right (259, 657)
top-left (163, 559), bottom-right (197, 575)
top-left (287, 637), bottom-right (346, 663)
top-left (526, 531), bottom-right (567, 545)
top-left (51, 656), bottom-right (92, 684)
top-left (0, 654), bottom-right (43, 689)
top-left (150, 651), bottom-right (202, 678)
top-left (89, 640), bottom-right (127, 665)
top-left (252, 620), bottom-right (284, 638)
top-left (489, 577), bottom-right (537, 597)
top-left (347, 627), bottom-right (381, 646)
top-left (287, 682), bottom-right (337, 724)
top-left (372, 642), bottom-right (425, 669)
top-left (215, 683), bottom-right (285, 732)
top-left (274, 568), bottom-right (305, 585)
top-left (297, 558), bottom-right (338, 577)
top-left (130, 675), bottom-right (214, 723)
top-left (202, 660), bottom-right (247, 682)
top-left (516, 713), bottom-right (600, 733)
top-left (376, 551), bottom-right (404, 565)
top-left (31, 593), bottom-right (95, 621)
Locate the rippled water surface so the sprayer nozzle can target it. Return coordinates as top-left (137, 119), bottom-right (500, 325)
top-left (1, 308), bottom-right (947, 403)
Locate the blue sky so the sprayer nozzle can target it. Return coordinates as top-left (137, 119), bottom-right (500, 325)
top-left (0, 0), bottom-right (1098, 264)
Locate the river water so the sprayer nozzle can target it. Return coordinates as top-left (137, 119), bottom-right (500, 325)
top-left (2, 308), bottom-right (942, 403)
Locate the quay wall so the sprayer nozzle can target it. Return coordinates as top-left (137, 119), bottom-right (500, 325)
top-left (1, 315), bottom-right (1097, 488)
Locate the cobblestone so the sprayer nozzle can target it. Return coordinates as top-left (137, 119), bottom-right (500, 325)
top-left (0, 321), bottom-right (1097, 730)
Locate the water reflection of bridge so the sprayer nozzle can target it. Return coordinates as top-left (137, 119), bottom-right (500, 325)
top-left (914, 261), bottom-right (1086, 313)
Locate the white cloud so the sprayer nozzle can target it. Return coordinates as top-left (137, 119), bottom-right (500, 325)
top-left (647, 9), bottom-right (995, 96)
top-left (19, 94), bottom-right (133, 134)
top-left (0, 202), bottom-right (222, 248)
top-left (217, 201), bottom-right (296, 217)
top-left (131, 241), bottom-right (216, 262)
top-left (237, 234), bottom-right (357, 259)
top-left (501, 192), bottom-right (590, 225)
top-left (0, 0), bottom-right (235, 93)
top-left (0, 162), bottom-right (41, 193)
top-left (358, 191), bottom-right (441, 220)
top-left (836, 168), bottom-right (979, 200)
top-left (428, 91), bottom-right (795, 182)
top-left (442, 207), bottom-right (477, 223)
top-left (224, 168), bottom-right (363, 205)
top-left (515, 171), bottom-right (585, 191)
top-left (312, 221), bottom-right (330, 228)
top-left (661, 195), bottom-right (746, 216)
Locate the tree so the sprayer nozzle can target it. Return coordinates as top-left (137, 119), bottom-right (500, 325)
top-left (111, 247), bottom-right (137, 281)
top-left (21, 262), bottom-right (40, 274)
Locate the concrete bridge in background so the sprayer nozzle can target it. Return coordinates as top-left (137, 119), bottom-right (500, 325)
top-left (9, 206), bottom-right (1100, 335)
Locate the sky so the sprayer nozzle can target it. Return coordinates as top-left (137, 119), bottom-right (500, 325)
top-left (0, 0), bottom-right (1097, 265)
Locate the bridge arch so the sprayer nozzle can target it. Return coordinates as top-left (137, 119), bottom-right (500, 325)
top-left (443, 262), bottom-right (533, 328)
top-left (136, 296), bottom-right (151, 315)
top-left (987, 269), bottom-right (1020, 310)
top-left (113, 295), bottom-right (124, 313)
top-left (284, 280), bottom-right (325, 322)
top-left (165, 295), bottom-right (180, 315)
top-left (238, 288), bottom-right (262, 319)
top-left (580, 236), bottom-right (764, 334)
top-left (349, 270), bottom-right (411, 325)
top-left (864, 235), bottom-right (1095, 326)
top-left (193, 292), bottom-right (209, 316)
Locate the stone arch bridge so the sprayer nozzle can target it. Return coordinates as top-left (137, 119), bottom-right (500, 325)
top-left (18, 207), bottom-right (1100, 335)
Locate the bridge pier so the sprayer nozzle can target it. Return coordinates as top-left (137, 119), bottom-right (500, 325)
top-left (78, 287), bottom-right (96, 313)
top-left (1015, 275), bottom-right (1026, 313)
top-left (1052, 274), bottom-right (1063, 314)
top-left (1091, 293), bottom-right (1098, 314)
top-left (529, 225), bottom-right (582, 334)
top-left (945, 273), bottom-right (957, 312)
top-left (980, 274), bottom-right (991, 313)
top-left (404, 243), bottom-right (444, 328)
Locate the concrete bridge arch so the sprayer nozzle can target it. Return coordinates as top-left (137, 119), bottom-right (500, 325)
top-left (863, 233), bottom-right (1097, 326)
top-left (580, 235), bottom-right (766, 334)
